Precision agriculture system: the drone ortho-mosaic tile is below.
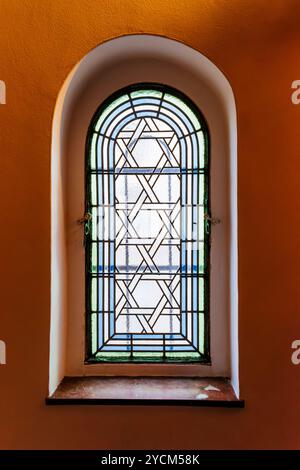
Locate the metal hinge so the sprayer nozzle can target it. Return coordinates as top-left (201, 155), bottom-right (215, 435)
top-left (204, 213), bottom-right (220, 234)
top-left (77, 212), bottom-right (92, 243)
top-left (204, 213), bottom-right (221, 225)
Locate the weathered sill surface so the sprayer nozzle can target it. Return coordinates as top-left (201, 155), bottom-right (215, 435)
top-left (46, 376), bottom-right (244, 407)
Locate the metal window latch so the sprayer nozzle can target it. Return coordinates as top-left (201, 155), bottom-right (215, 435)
top-left (77, 212), bottom-right (92, 242)
top-left (77, 212), bottom-right (92, 225)
top-left (204, 213), bottom-right (221, 229)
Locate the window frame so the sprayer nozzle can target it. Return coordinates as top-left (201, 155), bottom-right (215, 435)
top-left (84, 83), bottom-right (211, 365)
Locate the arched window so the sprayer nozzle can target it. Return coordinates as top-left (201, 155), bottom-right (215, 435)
top-left (49, 35), bottom-right (239, 399)
top-left (85, 84), bottom-right (210, 363)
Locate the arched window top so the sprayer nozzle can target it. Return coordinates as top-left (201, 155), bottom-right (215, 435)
top-left (86, 83), bottom-right (210, 363)
top-left (88, 84), bottom-right (208, 172)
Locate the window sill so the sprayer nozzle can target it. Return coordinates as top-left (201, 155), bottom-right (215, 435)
top-left (46, 376), bottom-right (244, 407)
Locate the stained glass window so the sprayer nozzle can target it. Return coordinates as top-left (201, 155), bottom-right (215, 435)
top-left (85, 84), bottom-right (210, 363)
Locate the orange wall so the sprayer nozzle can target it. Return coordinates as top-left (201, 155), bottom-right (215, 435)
top-left (0, 0), bottom-right (300, 449)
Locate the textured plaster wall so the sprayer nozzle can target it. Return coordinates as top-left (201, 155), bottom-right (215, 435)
top-left (0, 0), bottom-right (300, 449)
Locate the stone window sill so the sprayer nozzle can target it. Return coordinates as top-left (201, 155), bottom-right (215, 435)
top-left (46, 376), bottom-right (244, 407)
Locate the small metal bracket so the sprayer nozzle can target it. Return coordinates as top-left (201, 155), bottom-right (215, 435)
top-left (204, 213), bottom-right (221, 225)
top-left (77, 212), bottom-right (92, 226)
top-left (77, 212), bottom-right (92, 244)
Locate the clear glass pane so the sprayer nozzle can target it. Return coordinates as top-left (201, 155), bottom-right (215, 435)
top-left (87, 85), bottom-right (209, 363)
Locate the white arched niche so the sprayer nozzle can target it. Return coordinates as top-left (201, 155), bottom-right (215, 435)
top-left (49, 35), bottom-right (239, 397)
